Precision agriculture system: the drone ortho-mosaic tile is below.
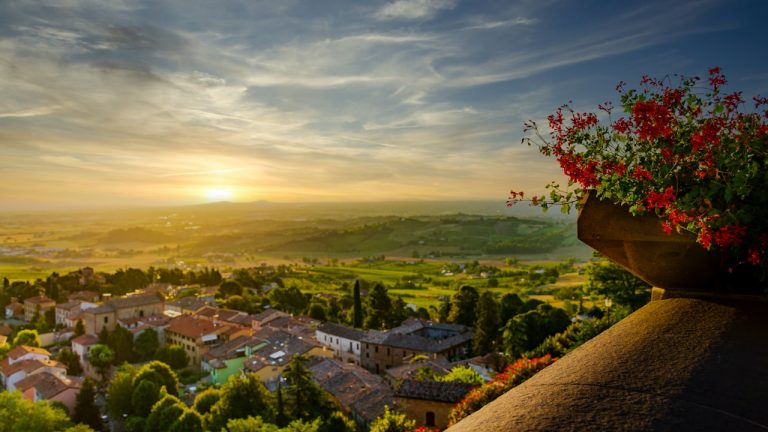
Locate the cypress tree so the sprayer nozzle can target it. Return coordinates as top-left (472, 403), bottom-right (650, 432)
top-left (73, 378), bottom-right (102, 431)
top-left (353, 280), bottom-right (363, 328)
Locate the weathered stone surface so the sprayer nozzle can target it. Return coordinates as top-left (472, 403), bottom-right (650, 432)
top-left (447, 296), bottom-right (768, 431)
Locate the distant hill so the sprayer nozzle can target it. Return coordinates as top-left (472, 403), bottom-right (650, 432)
top-left (190, 214), bottom-right (580, 257)
top-left (97, 227), bottom-right (175, 245)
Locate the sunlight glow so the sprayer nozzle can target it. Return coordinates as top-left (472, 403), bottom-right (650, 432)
top-left (205, 187), bottom-right (234, 202)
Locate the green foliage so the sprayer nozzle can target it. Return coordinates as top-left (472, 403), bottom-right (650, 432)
top-left (218, 280), bottom-right (243, 298)
top-left (130, 379), bottom-right (161, 417)
top-left (502, 304), bottom-right (571, 357)
top-left (107, 325), bottom-right (134, 364)
top-left (12, 329), bottom-right (41, 347)
top-left (440, 365), bottom-right (485, 386)
top-left (174, 409), bottom-right (204, 432)
top-left (155, 345), bottom-right (189, 370)
top-left (133, 328), bottom-right (160, 361)
top-left (134, 361), bottom-right (179, 396)
top-left (207, 374), bottom-right (274, 431)
top-left (317, 411), bottom-right (356, 432)
top-left (88, 344), bottom-right (114, 382)
top-left (74, 319), bottom-right (85, 337)
top-left (585, 258), bottom-right (650, 310)
top-left (145, 394), bottom-right (185, 432)
top-left (283, 354), bottom-right (333, 420)
top-left (268, 286), bottom-right (309, 315)
top-left (352, 280), bottom-right (363, 328)
top-left (106, 364), bottom-right (137, 418)
top-left (64, 425), bottom-right (96, 432)
top-left (472, 291), bottom-right (500, 355)
top-left (364, 284), bottom-right (392, 330)
top-left (448, 285), bottom-right (479, 327)
top-left (72, 378), bottom-right (102, 431)
top-left (0, 391), bottom-right (72, 431)
top-left (193, 388), bottom-right (222, 416)
top-left (123, 416), bottom-right (145, 432)
top-left (369, 406), bottom-right (415, 432)
top-left (56, 347), bottom-right (83, 376)
top-left (225, 416), bottom-right (279, 432)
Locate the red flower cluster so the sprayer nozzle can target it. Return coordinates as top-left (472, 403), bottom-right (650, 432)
top-left (512, 67), bottom-right (768, 269)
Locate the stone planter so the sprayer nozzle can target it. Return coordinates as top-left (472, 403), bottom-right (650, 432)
top-left (577, 190), bottom-right (722, 292)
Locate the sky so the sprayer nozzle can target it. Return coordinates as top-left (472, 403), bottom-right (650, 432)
top-left (1, 0), bottom-right (767, 210)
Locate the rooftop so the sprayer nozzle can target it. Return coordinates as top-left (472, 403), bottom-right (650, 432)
top-left (24, 295), bottom-right (55, 305)
top-left (15, 372), bottom-right (80, 399)
top-left (167, 315), bottom-right (229, 339)
top-left (395, 379), bottom-right (473, 403)
top-left (317, 322), bottom-right (366, 341)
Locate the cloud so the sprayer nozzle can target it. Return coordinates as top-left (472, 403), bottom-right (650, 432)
top-left (464, 17), bottom-right (538, 30)
top-left (0, 106), bottom-right (58, 118)
top-left (375, 0), bottom-right (457, 20)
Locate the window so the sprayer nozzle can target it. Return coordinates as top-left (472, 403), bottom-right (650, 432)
top-left (356, 343), bottom-right (360, 349)
top-left (139, 310), bottom-right (144, 317)
top-left (375, 346), bottom-right (378, 353)
top-left (387, 347), bottom-right (390, 355)
top-left (103, 316), bottom-right (108, 324)
top-left (426, 412), bottom-right (435, 427)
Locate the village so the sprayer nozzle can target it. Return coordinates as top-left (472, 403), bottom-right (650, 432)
top-left (0, 266), bottom-right (503, 431)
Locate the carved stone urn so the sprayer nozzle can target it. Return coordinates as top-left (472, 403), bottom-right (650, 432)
top-left (576, 190), bottom-right (723, 295)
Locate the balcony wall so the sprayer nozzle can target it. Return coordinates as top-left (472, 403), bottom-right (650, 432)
top-left (446, 293), bottom-right (768, 431)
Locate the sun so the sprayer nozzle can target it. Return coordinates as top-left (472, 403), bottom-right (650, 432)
top-left (204, 187), bottom-right (234, 202)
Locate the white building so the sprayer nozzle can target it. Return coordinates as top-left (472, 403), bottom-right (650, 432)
top-left (315, 322), bottom-right (366, 366)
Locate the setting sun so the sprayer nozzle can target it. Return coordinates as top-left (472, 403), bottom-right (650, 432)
top-left (205, 187), bottom-right (234, 202)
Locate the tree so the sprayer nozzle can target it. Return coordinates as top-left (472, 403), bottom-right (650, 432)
top-left (502, 304), bottom-right (571, 357)
top-left (88, 344), bottom-right (114, 383)
top-left (275, 381), bottom-right (287, 427)
top-left (107, 325), bottom-right (134, 364)
top-left (73, 319), bottom-right (85, 338)
top-left (134, 361), bottom-right (179, 396)
top-left (448, 286), bottom-right (480, 327)
top-left (0, 391), bottom-right (72, 431)
top-left (173, 409), bottom-right (204, 432)
top-left (207, 374), bottom-right (274, 431)
top-left (12, 329), bottom-right (41, 347)
top-left (97, 326), bottom-right (109, 345)
top-left (499, 293), bottom-right (524, 324)
top-left (144, 394), bottom-right (184, 431)
top-left (155, 345), bottom-right (189, 370)
top-left (318, 411), bottom-right (356, 432)
top-left (268, 286), bottom-right (309, 315)
top-left (472, 291), bottom-right (500, 355)
top-left (133, 328), bottom-right (160, 361)
top-left (585, 258), bottom-right (651, 310)
top-left (106, 364), bottom-right (137, 418)
top-left (225, 416), bottom-right (279, 432)
top-left (192, 387), bottom-right (221, 416)
top-left (57, 348), bottom-right (83, 376)
top-left (283, 354), bottom-right (328, 419)
top-left (364, 284), bottom-right (391, 330)
top-left (218, 280), bottom-right (243, 298)
top-left (369, 405), bottom-right (415, 432)
top-left (72, 378), bottom-right (102, 431)
top-left (130, 379), bottom-right (160, 417)
top-left (352, 280), bottom-right (363, 328)
top-left (307, 302), bottom-right (326, 321)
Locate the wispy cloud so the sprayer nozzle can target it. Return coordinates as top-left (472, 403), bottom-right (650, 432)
top-left (464, 17), bottom-right (538, 30)
top-left (375, 0), bottom-right (457, 20)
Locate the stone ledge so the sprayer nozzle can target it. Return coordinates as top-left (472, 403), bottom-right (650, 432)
top-left (446, 296), bottom-right (768, 431)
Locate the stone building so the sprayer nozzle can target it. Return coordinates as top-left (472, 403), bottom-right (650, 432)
top-left (23, 296), bottom-right (56, 322)
top-left (395, 379), bottom-right (473, 430)
top-left (82, 293), bottom-right (164, 335)
top-left (360, 318), bottom-right (473, 374)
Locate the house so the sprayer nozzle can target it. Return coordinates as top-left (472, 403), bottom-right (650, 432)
top-left (394, 379), bottom-right (473, 430)
top-left (0, 324), bottom-right (12, 338)
top-left (55, 300), bottom-right (98, 326)
top-left (202, 336), bottom-right (266, 386)
top-left (166, 315), bottom-right (249, 368)
top-left (243, 328), bottom-right (331, 389)
top-left (5, 302), bottom-right (24, 320)
top-left (309, 357), bottom-right (394, 428)
top-left (0, 346), bottom-right (67, 391)
top-left (385, 358), bottom-right (452, 384)
top-left (315, 322), bottom-right (365, 365)
top-left (23, 296), bottom-right (56, 322)
top-left (360, 318), bottom-right (474, 374)
top-left (68, 290), bottom-right (100, 303)
top-left (119, 315), bottom-right (172, 344)
top-left (165, 296), bottom-right (213, 317)
top-left (251, 309), bottom-right (290, 331)
top-left (71, 334), bottom-right (99, 364)
top-left (82, 292), bottom-right (164, 335)
top-left (16, 372), bottom-right (82, 414)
